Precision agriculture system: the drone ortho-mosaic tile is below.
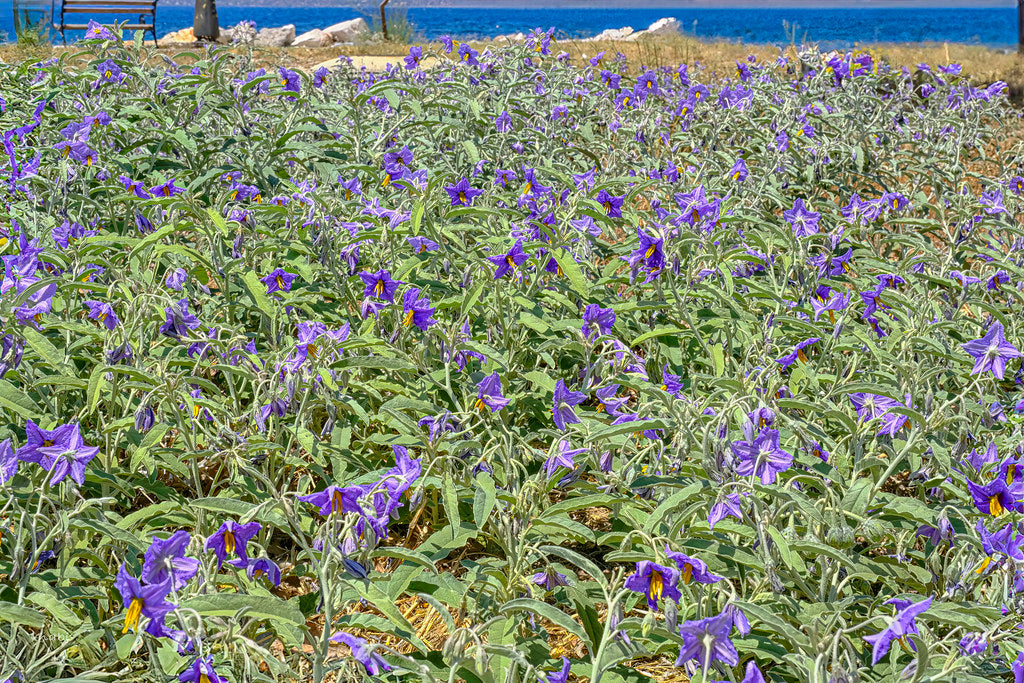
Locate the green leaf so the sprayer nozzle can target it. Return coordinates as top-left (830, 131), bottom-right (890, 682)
top-left (472, 472), bottom-right (497, 527)
top-left (552, 249), bottom-right (590, 297)
top-left (0, 602), bottom-right (45, 628)
top-left (0, 379), bottom-right (41, 420)
top-left (500, 597), bottom-right (588, 649)
top-left (179, 593), bottom-right (305, 625)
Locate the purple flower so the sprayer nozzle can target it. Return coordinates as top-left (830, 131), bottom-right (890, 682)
top-left (730, 429), bottom-right (793, 485)
top-left (962, 321), bottom-right (1021, 380)
top-left (661, 364), bottom-right (685, 398)
top-left (179, 656), bottom-right (227, 683)
top-left (445, 178), bottom-right (484, 206)
top-left (730, 158), bottom-right (748, 181)
top-left (160, 299), bottom-right (201, 339)
top-left (205, 520), bottom-right (261, 569)
top-left (545, 440), bottom-right (586, 478)
top-left (624, 228), bottom-right (665, 272)
top-left (401, 287), bottom-right (437, 331)
top-left (0, 439), bottom-right (15, 485)
top-left (261, 268), bottom-right (298, 294)
top-left (531, 568), bottom-right (570, 591)
top-left (408, 236), bottom-right (439, 253)
top-left (863, 596), bottom-right (932, 665)
top-left (595, 384), bottom-right (627, 416)
top-left (313, 66), bottom-right (329, 88)
top-left (20, 421), bottom-right (99, 486)
top-left (299, 485), bottom-right (365, 516)
top-left (849, 393), bottom-right (909, 436)
top-left (330, 632), bottom-right (391, 676)
top-left (404, 45), bottom-right (423, 69)
top-left (475, 372), bottom-right (510, 412)
top-left (115, 564), bottom-right (176, 635)
top-left (665, 546), bottom-right (722, 585)
top-left (966, 476), bottom-right (1021, 516)
top-left (674, 610), bottom-right (738, 667)
top-left (624, 561), bottom-right (681, 610)
top-left (595, 190), bottom-right (624, 218)
top-left (552, 379), bottom-right (585, 431)
top-left (708, 493), bottom-right (744, 530)
top-left (142, 531), bottom-right (199, 591)
top-left (84, 300), bottom-right (118, 330)
top-left (279, 67), bottom-right (300, 93)
top-left (582, 304), bottom-right (615, 339)
top-left (541, 657), bottom-right (571, 683)
top-left (489, 239), bottom-right (530, 279)
top-left (495, 111), bottom-right (512, 132)
top-left (246, 557), bottom-right (282, 586)
top-left (784, 198), bottom-right (820, 237)
top-left (776, 337), bottom-right (820, 368)
top-left (150, 179), bottom-right (184, 198)
top-left (359, 269), bottom-right (402, 302)
top-left (165, 268), bottom-right (187, 291)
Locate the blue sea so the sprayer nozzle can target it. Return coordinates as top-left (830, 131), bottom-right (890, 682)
top-left (4, 4), bottom-right (1019, 48)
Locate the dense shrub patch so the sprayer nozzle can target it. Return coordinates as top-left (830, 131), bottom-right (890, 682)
top-left (0, 24), bottom-right (1022, 683)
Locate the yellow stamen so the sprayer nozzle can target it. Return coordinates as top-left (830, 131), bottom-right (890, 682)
top-left (459, 191), bottom-right (467, 204)
top-left (645, 244), bottom-right (657, 259)
top-left (123, 598), bottom-right (143, 634)
top-left (374, 280), bottom-right (384, 297)
top-left (681, 564), bottom-right (693, 584)
top-left (223, 531), bottom-right (235, 555)
top-left (404, 310), bottom-right (415, 327)
top-left (523, 182), bottom-right (532, 196)
top-left (474, 398), bottom-right (486, 411)
top-left (382, 175), bottom-right (391, 188)
top-left (976, 557), bottom-right (992, 574)
top-left (193, 403), bottom-right (201, 419)
top-left (230, 190), bottom-right (238, 201)
top-left (603, 201), bottom-right (611, 214)
top-left (345, 189), bottom-right (352, 200)
top-left (332, 489), bottom-right (345, 513)
top-left (990, 496), bottom-right (1005, 516)
top-left (276, 276), bottom-right (285, 289)
top-left (733, 172), bottom-right (741, 181)
top-left (307, 343), bottom-right (318, 359)
top-left (254, 194), bottom-right (261, 203)
top-left (649, 570), bottom-right (664, 599)
top-left (797, 349), bottom-right (808, 363)
top-left (1009, 464), bottom-right (1017, 485)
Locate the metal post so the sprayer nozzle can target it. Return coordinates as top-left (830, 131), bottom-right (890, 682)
top-left (1019, 0), bottom-right (1024, 55)
top-left (193, 0), bottom-right (219, 41)
top-left (378, 0), bottom-right (389, 40)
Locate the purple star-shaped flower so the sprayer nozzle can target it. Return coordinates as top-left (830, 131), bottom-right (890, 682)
top-left (730, 428), bottom-right (793, 485)
top-left (142, 530), bottom-right (200, 590)
top-left (475, 372), bottom-right (510, 412)
top-left (595, 190), bottom-right (624, 218)
top-left (261, 268), bottom-right (298, 294)
top-left (863, 596), bottom-right (932, 664)
top-left (582, 304), bottom-right (615, 339)
top-left (160, 299), bottom-right (200, 339)
top-left (674, 610), bottom-right (738, 668)
top-left (445, 178), bottom-right (484, 207)
top-left (665, 546), bottom-right (722, 585)
top-left (115, 563), bottom-right (176, 635)
top-left (624, 561), bottom-right (681, 610)
top-left (783, 198), bottom-right (820, 237)
top-left (552, 379), bottom-right (586, 431)
top-left (401, 287), bottom-right (437, 331)
top-left (962, 322), bottom-right (1021, 380)
top-left (545, 440), bottom-right (586, 478)
top-left (776, 337), bottom-right (820, 368)
top-left (205, 520), bottom-right (261, 569)
top-left (359, 269), bottom-right (402, 302)
top-left (330, 632), bottom-right (392, 676)
top-left (84, 300), bottom-right (119, 330)
top-left (299, 485), bottom-right (366, 516)
top-left (179, 656), bottom-right (227, 683)
top-left (489, 239), bottom-right (530, 279)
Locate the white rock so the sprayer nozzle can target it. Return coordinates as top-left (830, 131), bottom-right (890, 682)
top-left (492, 32), bottom-right (526, 43)
top-left (293, 28), bottom-right (333, 47)
top-left (586, 26), bottom-right (633, 42)
top-left (324, 18), bottom-right (368, 43)
top-left (644, 17), bottom-right (681, 36)
top-left (214, 26), bottom-right (234, 44)
top-left (256, 24), bottom-right (295, 47)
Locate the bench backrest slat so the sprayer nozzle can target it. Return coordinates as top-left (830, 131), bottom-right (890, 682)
top-left (53, 0), bottom-right (158, 43)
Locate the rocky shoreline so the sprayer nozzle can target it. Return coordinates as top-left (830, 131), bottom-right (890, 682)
top-left (158, 16), bottom-right (684, 47)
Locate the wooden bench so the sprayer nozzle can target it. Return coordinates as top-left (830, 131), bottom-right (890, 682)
top-left (52, 0), bottom-right (158, 44)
